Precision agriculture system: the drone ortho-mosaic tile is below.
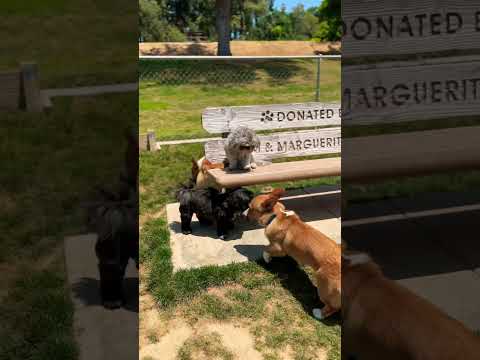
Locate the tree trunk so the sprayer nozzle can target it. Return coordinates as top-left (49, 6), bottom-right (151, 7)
top-left (216, 0), bottom-right (232, 56)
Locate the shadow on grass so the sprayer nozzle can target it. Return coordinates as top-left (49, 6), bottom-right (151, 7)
top-left (262, 256), bottom-right (341, 326)
top-left (144, 43), bottom-right (215, 56)
top-left (139, 59), bottom-right (305, 86)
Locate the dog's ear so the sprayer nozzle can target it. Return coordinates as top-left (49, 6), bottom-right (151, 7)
top-left (270, 188), bottom-right (285, 198)
top-left (261, 188), bottom-right (284, 211)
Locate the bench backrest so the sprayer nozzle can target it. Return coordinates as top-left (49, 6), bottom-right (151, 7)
top-left (202, 102), bottom-right (341, 163)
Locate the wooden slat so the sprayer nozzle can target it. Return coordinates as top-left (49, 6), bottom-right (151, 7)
top-left (43, 82), bottom-right (138, 97)
top-left (207, 158), bottom-right (341, 188)
top-left (205, 128), bottom-right (341, 163)
top-left (343, 0), bottom-right (480, 59)
top-left (342, 56), bottom-right (480, 125)
top-left (202, 102), bottom-right (341, 133)
top-left (0, 71), bottom-right (21, 110)
top-left (343, 126), bottom-right (480, 182)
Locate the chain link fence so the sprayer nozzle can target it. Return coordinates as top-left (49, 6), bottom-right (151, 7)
top-left (139, 55), bottom-right (341, 101)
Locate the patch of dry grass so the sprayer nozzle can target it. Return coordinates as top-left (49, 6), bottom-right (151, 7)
top-left (177, 332), bottom-right (234, 360)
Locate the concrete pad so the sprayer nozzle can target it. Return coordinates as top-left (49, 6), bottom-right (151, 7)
top-left (65, 234), bottom-right (138, 360)
top-left (343, 200), bottom-right (403, 221)
top-left (344, 196), bottom-right (480, 331)
top-left (167, 192), bottom-right (341, 271)
top-left (411, 210), bottom-right (480, 271)
top-left (342, 219), bottom-right (467, 280)
top-left (399, 271), bottom-right (480, 331)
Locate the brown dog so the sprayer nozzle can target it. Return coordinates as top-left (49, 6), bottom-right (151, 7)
top-left (342, 248), bottom-right (480, 359)
top-left (247, 188), bottom-right (341, 319)
top-left (191, 157), bottom-right (224, 190)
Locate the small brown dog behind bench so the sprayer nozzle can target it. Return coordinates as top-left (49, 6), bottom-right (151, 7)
top-left (247, 188), bottom-right (341, 320)
top-left (191, 157), bottom-right (224, 190)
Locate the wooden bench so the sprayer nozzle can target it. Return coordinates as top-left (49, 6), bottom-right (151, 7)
top-left (187, 31), bottom-right (208, 42)
top-left (202, 102), bottom-right (341, 188)
top-left (0, 62), bottom-right (50, 112)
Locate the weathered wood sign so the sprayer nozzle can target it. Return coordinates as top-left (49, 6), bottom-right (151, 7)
top-left (205, 127), bottom-right (341, 163)
top-left (202, 102), bottom-right (341, 133)
top-left (342, 56), bottom-right (480, 125)
top-left (342, 0), bottom-right (480, 58)
top-left (0, 71), bottom-right (21, 110)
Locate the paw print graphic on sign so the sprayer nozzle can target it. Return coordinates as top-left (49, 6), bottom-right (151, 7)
top-left (261, 110), bottom-right (273, 123)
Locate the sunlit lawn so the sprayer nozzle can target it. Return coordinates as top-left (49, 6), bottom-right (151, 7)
top-left (0, 1), bottom-right (136, 359)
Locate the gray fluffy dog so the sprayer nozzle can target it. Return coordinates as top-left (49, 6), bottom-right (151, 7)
top-left (224, 126), bottom-right (260, 171)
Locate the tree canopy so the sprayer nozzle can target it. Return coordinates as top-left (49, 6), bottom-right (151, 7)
top-left (139, 0), bottom-right (341, 42)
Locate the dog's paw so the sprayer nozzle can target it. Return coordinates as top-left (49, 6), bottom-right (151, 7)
top-left (250, 162), bottom-right (257, 169)
top-left (103, 299), bottom-right (123, 310)
top-left (312, 308), bottom-right (323, 320)
top-left (219, 234), bottom-right (226, 240)
top-left (263, 251), bottom-right (272, 263)
top-left (182, 229), bottom-right (192, 235)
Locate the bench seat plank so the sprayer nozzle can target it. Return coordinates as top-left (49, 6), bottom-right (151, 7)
top-left (343, 126), bottom-right (480, 182)
top-left (207, 157), bottom-right (340, 188)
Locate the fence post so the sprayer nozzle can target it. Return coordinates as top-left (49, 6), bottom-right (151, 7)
top-left (315, 56), bottom-right (321, 102)
top-left (21, 62), bottom-right (43, 112)
top-left (147, 130), bottom-right (157, 151)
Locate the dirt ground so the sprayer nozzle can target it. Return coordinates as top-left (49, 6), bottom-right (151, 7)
top-left (139, 41), bottom-right (341, 56)
top-left (139, 284), bottom-right (328, 360)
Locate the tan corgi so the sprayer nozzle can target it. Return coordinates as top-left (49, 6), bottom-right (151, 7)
top-left (342, 247), bottom-right (480, 359)
top-left (247, 188), bottom-right (341, 320)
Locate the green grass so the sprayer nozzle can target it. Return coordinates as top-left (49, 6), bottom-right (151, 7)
top-left (1, 3), bottom-right (138, 357)
top-left (139, 59), bottom-right (341, 139)
top-left (1, 93), bottom-right (135, 360)
top-left (0, 0), bottom-right (137, 86)
top-left (0, 270), bottom-right (77, 359)
top-left (345, 171), bottom-right (480, 204)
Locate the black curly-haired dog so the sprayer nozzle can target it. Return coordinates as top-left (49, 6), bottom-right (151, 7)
top-left (90, 186), bottom-right (138, 309)
top-left (176, 182), bottom-right (253, 239)
top-left (87, 128), bottom-right (139, 309)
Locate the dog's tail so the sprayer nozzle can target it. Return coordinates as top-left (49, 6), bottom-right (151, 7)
top-left (175, 182), bottom-right (195, 204)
